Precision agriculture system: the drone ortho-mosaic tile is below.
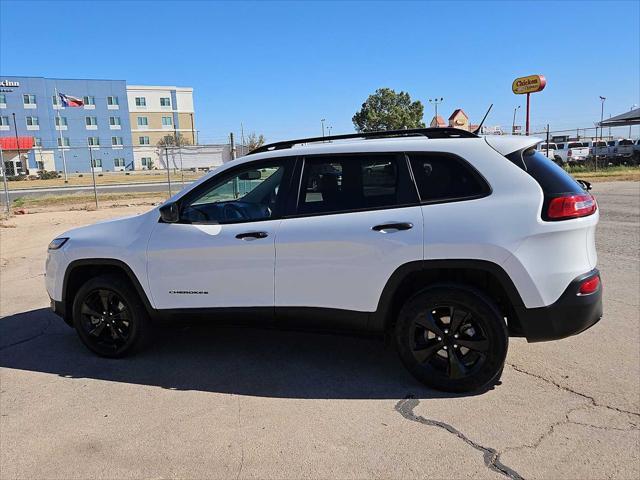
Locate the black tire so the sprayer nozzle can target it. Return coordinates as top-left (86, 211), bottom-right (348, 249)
top-left (72, 273), bottom-right (152, 358)
top-left (395, 285), bottom-right (508, 393)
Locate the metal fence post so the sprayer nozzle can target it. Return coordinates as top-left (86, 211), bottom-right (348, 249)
top-left (88, 146), bottom-right (99, 209)
top-left (1, 148), bottom-right (10, 215)
top-left (165, 146), bottom-right (172, 197)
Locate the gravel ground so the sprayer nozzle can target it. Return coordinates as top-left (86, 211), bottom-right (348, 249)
top-left (1, 181), bottom-right (638, 480)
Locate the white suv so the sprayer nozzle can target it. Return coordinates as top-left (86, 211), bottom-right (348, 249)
top-left (46, 128), bottom-right (602, 393)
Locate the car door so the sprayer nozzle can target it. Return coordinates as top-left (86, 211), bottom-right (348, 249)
top-left (274, 153), bottom-right (423, 323)
top-left (147, 158), bottom-right (294, 310)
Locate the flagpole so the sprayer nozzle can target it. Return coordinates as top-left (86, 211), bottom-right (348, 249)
top-left (54, 86), bottom-right (69, 182)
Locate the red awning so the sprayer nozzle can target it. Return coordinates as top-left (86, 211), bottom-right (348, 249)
top-left (0, 136), bottom-right (34, 150)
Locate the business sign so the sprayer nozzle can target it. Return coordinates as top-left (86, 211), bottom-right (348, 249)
top-left (512, 75), bottom-right (546, 95)
top-left (0, 80), bottom-right (20, 88)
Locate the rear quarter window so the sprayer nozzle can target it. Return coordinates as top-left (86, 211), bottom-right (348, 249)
top-left (506, 148), bottom-right (584, 195)
top-left (408, 153), bottom-right (490, 203)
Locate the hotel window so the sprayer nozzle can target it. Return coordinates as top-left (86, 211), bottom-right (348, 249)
top-left (160, 97), bottom-right (171, 107)
top-left (109, 116), bottom-right (121, 126)
top-left (135, 97), bottom-right (146, 107)
top-left (52, 95), bottom-right (60, 106)
top-left (85, 116), bottom-right (98, 126)
top-left (34, 137), bottom-right (42, 147)
top-left (137, 116), bottom-right (148, 126)
top-left (83, 96), bottom-right (95, 105)
top-left (91, 159), bottom-right (102, 168)
top-left (162, 116), bottom-right (173, 126)
top-left (26, 116), bottom-right (39, 126)
top-left (139, 136), bottom-right (150, 145)
top-left (0, 94), bottom-right (6, 105)
top-left (57, 137), bottom-right (70, 147)
top-left (0, 116), bottom-right (9, 126)
top-left (112, 136), bottom-right (123, 146)
top-left (87, 137), bottom-right (100, 146)
top-left (141, 157), bottom-right (151, 166)
top-left (114, 158), bottom-right (126, 167)
top-left (107, 96), bottom-right (119, 106)
top-left (23, 94), bottom-right (36, 105)
top-left (55, 116), bottom-right (68, 126)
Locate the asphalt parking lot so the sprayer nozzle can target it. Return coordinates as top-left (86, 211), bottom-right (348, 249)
top-left (1, 181), bottom-right (638, 480)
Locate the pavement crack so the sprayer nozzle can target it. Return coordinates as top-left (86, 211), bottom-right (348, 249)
top-left (235, 395), bottom-right (245, 480)
top-left (395, 395), bottom-right (525, 480)
top-left (508, 363), bottom-right (640, 418)
top-left (0, 316), bottom-right (52, 351)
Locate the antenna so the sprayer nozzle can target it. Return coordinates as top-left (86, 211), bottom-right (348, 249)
top-left (473, 104), bottom-right (493, 135)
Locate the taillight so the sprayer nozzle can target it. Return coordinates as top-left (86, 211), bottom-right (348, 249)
top-left (578, 275), bottom-right (600, 295)
top-left (547, 193), bottom-right (597, 220)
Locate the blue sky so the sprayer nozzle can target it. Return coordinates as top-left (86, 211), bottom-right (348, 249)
top-left (1, 0), bottom-right (639, 142)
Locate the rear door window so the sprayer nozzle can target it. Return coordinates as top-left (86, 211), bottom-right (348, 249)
top-left (506, 148), bottom-right (584, 195)
top-left (297, 154), bottom-right (417, 215)
top-left (408, 153), bottom-right (490, 203)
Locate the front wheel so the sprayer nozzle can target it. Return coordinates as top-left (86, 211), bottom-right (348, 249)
top-left (72, 274), bottom-right (151, 357)
top-left (395, 285), bottom-right (508, 393)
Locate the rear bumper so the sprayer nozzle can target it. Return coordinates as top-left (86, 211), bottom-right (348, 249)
top-left (516, 269), bottom-right (602, 342)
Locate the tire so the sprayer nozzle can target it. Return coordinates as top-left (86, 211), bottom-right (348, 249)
top-left (72, 273), bottom-right (152, 358)
top-left (395, 285), bottom-right (508, 393)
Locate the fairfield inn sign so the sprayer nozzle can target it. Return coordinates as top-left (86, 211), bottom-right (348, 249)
top-left (0, 80), bottom-right (20, 88)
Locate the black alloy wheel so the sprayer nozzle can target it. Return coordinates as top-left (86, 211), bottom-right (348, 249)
top-left (79, 289), bottom-right (132, 353)
top-left (395, 285), bottom-right (508, 393)
top-left (410, 305), bottom-right (489, 380)
top-left (72, 274), bottom-right (151, 357)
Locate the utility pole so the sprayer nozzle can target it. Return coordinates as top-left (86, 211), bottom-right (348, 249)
top-left (1, 148), bottom-right (10, 215)
top-left (165, 146), bottom-right (172, 197)
top-left (512, 105), bottom-right (520, 135)
top-left (429, 98), bottom-right (444, 126)
top-left (230, 132), bottom-right (236, 160)
top-left (599, 96), bottom-right (606, 168)
top-left (11, 113), bottom-right (24, 174)
top-left (546, 124), bottom-right (550, 159)
top-left (88, 147), bottom-right (99, 209)
top-left (191, 113), bottom-right (196, 144)
top-left (630, 105), bottom-right (638, 138)
top-left (321, 118), bottom-right (326, 139)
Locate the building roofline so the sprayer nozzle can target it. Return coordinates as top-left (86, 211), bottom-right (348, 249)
top-left (126, 85), bottom-right (193, 91)
top-left (2, 75), bottom-right (128, 82)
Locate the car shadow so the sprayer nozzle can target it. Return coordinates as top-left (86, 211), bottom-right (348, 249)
top-left (0, 308), bottom-right (487, 400)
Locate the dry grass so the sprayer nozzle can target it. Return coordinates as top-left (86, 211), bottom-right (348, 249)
top-left (8, 192), bottom-right (166, 213)
top-left (7, 170), bottom-right (204, 190)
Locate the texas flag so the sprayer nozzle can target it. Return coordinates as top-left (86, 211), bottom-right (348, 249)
top-left (58, 93), bottom-right (84, 107)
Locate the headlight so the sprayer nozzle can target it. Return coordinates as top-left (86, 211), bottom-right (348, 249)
top-left (48, 237), bottom-right (69, 250)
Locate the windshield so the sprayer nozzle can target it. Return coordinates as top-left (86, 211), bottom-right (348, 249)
top-left (619, 139), bottom-right (633, 146)
top-left (568, 142), bottom-right (583, 148)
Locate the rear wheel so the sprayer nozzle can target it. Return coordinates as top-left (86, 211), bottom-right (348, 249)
top-left (72, 274), bottom-right (151, 357)
top-left (395, 285), bottom-right (508, 393)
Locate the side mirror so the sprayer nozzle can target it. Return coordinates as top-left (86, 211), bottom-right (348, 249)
top-left (239, 170), bottom-right (261, 180)
top-left (159, 202), bottom-right (180, 223)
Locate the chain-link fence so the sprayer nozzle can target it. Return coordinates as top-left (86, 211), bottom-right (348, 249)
top-left (0, 142), bottom-right (252, 214)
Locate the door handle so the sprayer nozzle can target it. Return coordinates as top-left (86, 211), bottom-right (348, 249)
top-left (372, 222), bottom-right (413, 233)
top-left (235, 231), bottom-right (269, 240)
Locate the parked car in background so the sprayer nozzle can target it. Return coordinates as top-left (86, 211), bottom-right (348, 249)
top-left (555, 142), bottom-right (589, 165)
top-left (537, 142), bottom-right (557, 161)
top-left (588, 140), bottom-right (609, 158)
top-left (608, 139), bottom-right (635, 163)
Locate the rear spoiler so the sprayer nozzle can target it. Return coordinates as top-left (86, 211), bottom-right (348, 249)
top-left (484, 136), bottom-right (542, 156)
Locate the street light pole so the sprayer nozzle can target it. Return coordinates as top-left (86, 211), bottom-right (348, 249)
top-left (598, 96), bottom-right (606, 170)
top-left (512, 105), bottom-right (521, 135)
top-left (429, 98), bottom-right (444, 127)
top-left (321, 118), bottom-right (326, 139)
top-left (630, 105), bottom-right (638, 138)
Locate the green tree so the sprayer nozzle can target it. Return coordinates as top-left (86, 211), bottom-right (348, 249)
top-left (352, 88), bottom-right (425, 132)
top-left (246, 132), bottom-right (266, 151)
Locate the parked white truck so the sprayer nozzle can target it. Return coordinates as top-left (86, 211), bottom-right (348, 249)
top-left (555, 142), bottom-right (589, 165)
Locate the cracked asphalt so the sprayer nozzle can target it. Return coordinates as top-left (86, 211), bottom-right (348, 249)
top-left (1, 181), bottom-right (639, 479)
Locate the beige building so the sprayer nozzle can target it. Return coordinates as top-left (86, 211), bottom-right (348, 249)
top-left (448, 109), bottom-right (469, 131)
top-left (126, 85), bottom-right (196, 169)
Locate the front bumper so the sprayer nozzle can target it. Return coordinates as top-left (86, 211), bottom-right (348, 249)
top-left (515, 269), bottom-right (603, 342)
top-left (50, 297), bottom-right (73, 327)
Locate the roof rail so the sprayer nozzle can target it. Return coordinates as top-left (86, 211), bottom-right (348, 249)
top-left (248, 127), bottom-right (478, 155)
